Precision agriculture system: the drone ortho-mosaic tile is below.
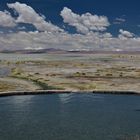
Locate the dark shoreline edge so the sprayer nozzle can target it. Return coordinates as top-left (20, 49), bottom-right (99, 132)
top-left (0, 90), bottom-right (140, 97)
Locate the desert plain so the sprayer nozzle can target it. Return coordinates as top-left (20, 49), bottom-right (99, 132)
top-left (0, 52), bottom-right (140, 93)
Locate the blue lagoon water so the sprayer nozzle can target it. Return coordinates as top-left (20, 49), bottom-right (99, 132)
top-left (0, 93), bottom-right (140, 140)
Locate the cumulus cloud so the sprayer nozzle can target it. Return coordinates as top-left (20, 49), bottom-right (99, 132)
top-left (60, 7), bottom-right (110, 34)
top-left (0, 2), bottom-right (139, 51)
top-left (0, 30), bottom-right (139, 51)
top-left (119, 29), bottom-right (134, 40)
top-left (7, 2), bottom-right (63, 32)
top-left (0, 11), bottom-right (16, 27)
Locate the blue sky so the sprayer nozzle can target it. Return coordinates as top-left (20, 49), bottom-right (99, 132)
top-left (0, 0), bottom-right (140, 51)
top-left (0, 0), bottom-right (140, 35)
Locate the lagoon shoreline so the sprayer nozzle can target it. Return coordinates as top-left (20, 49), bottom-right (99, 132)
top-left (1, 53), bottom-right (140, 95)
top-left (0, 90), bottom-right (139, 97)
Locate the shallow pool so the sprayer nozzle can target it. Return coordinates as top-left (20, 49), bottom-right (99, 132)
top-left (0, 93), bottom-right (140, 140)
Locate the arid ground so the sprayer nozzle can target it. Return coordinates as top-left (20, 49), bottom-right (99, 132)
top-left (0, 52), bottom-right (140, 92)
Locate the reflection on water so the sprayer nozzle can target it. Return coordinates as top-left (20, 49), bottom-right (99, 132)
top-left (58, 93), bottom-right (75, 104)
top-left (0, 93), bottom-right (140, 140)
top-left (7, 95), bottom-right (35, 114)
top-left (58, 93), bottom-right (105, 105)
top-left (9, 95), bottom-right (35, 105)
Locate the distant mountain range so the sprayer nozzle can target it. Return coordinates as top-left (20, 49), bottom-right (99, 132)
top-left (0, 48), bottom-right (140, 54)
top-left (0, 48), bottom-right (66, 54)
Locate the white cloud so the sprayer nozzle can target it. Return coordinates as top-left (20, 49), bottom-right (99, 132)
top-left (119, 29), bottom-right (134, 40)
top-left (7, 2), bottom-right (63, 32)
top-left (0, 11), bottom-right (16, 27)
top-left (113, 17), bottom-right (126, 24)
top-left (0, 30), bottom-right (139, 51)
top-left (60, 7), bottom-right (110, 34)
top-left (0, 2), bottom-right (139, 51)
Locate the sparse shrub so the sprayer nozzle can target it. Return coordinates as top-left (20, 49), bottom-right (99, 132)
top-left (106, 73), bottom-right (113, 77)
